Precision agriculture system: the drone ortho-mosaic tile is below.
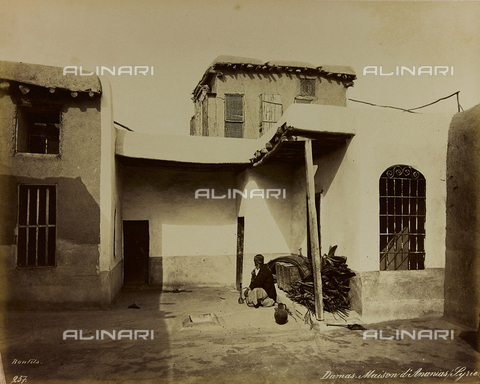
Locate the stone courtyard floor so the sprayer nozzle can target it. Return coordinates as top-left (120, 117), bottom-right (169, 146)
top-left (0, 287), bottom-right (478, 384)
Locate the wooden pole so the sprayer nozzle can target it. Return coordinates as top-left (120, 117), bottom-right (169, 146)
top-left (304, 140), bottom-right (324, 320)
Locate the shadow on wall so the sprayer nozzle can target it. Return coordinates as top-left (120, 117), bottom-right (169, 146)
top-left (0, 174), bottom-right (104, 309)
top-left (249, 163), bottom-right (300, 253)
top-left (249, 140), bottom-right (351, 255)
top-left (314, 138), bottom-right (351, 195)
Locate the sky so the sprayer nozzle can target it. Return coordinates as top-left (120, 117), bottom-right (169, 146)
top-left (1, 0), bottom-right (479, 135)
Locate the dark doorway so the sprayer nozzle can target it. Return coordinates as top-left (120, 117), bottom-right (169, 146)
top-left (236, 217), bottom-right (245, 290)
top-left (306, 193), bottom-right (321, 260)
top-left (123, 220), bottom-right (149, 286)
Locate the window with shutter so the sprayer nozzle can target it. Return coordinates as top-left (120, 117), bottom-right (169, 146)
top-left (202, 98), bottom-right (208, 136)
top-left (260, 94), bottom-right (282, 134)
top-left (225, 94), bottom-right (243, 138)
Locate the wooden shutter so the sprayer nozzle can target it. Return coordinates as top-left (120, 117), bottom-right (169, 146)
top-left (225, 94), bottom-right (243, 138)
top-left (225, 94), bottom-right (243, 122)
top-left (261, 94), bottom-right (282, 133)
top-left (201, 98), bottom-right (208, 136)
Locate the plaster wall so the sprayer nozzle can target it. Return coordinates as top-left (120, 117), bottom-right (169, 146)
top-left (313, 108), bottom-right (451, 320)
top-left (210, 72), bottom-right (347, 139)
top-left (445, 104), bottom-right (480, 328)
top-left (98, 77), bottom-right (124, 304)
top-left (238, 164), bottom-right (303, 288)
top-left (121, 162), bottom-right (307, 290)
top-left (350, 269), bottom-right (445, 322)
top-left (0, 85), bottom-right (115, 308)
top-left (121, 165), bottom-right (239, 289)
top-left (317, 108), bottom-right (450, 272)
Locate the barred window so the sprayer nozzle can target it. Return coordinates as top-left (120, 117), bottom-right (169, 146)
top-left (300, 79), bottom-right (315, 97)
top-left (379, 165), bottom-right (425, 270)
top-left (17, 185), bottom-right (56, 267)
top-left (225, 94), bottom-right (243, 138)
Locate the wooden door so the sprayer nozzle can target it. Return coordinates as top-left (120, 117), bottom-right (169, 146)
top-left (123, 220), bottom-right (149, 286)
top-left (236, 217), bottom-right (245, 290)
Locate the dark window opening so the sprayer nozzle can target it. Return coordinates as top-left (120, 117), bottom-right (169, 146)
top-left (17, 185), bottom-right (56, 267)
top-left (379, 165), bottom-right (426, 271)
top-left (17, 107), bottom-right (60, 154)
top-left (225, 94), bottom-right (243, 138)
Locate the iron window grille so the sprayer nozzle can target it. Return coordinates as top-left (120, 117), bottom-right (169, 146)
top-left (300, 78), bottom-right (315, 97)
top-left (379, 165), bottom-right (426, 270)
top-left (17, 185), bottom-right (56, 267)
top-left (225, 94), bottom-right (244, 138)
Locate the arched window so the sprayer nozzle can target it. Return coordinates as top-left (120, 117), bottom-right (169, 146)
top-left (379, 165), bottom-right (426, 270)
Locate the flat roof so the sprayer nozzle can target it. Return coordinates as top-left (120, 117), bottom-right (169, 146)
top-left (0, 60), bottom-right (101, 93)
top-left (116, 104), bottom-right (358, 168)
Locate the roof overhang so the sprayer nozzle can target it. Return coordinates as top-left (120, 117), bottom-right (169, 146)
top-left (116, 104), bottom-right (357, 170)
top-left (115, 129), bottom-right (258, 171)
top-left (251, 104), bottom-right (356, 166)
top-left (115, 154), bottom-right (249, 172)
top-left (251, 129), bottom-right (353, 166)
top-left (193, 56), bottom-right (356, 100)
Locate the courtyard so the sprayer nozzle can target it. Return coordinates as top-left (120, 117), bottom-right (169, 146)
top-left (0, 287), bottom-right (478, 384)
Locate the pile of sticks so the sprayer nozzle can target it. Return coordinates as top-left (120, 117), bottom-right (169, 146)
top-left (286, 246), bottom-right (356, 319)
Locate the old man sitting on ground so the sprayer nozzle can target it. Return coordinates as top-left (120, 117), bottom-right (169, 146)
top-left (245, 254), bottom-right (277, 308)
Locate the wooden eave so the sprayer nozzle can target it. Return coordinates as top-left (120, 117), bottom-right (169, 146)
top-left (251, 124), bottom-right (353, 167)
top-left (192, 60), bottom-right (357, 98)
top-left (0, 60), bottom-right (102, 96)
top-left (0, 78), bottom-right (101, 103)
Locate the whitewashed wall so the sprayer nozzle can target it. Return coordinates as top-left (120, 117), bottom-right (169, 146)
top-left (316, 108), bottom-right (451, 272)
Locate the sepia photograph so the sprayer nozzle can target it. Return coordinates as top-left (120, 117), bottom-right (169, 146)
top-left (0, 0), bottom-right (479, 383)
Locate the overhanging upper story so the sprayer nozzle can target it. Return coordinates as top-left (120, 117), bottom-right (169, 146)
top-left (190, 55), bottom-right (356, 139)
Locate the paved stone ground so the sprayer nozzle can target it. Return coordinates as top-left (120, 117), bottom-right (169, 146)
top-left (0, 287), bottom-right (478, 384)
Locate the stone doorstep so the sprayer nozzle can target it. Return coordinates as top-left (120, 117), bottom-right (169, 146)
top-left (181, 313), bottom-right (222, 329)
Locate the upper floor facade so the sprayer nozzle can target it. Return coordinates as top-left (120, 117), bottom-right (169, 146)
top-left (190, 55), bottom-right (356, 139)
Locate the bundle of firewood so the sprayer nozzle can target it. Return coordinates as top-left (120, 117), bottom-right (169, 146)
top-left (286, 246), bottom-right (356, 319)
